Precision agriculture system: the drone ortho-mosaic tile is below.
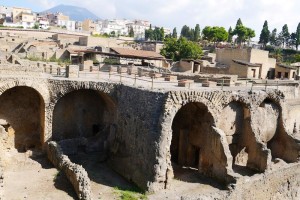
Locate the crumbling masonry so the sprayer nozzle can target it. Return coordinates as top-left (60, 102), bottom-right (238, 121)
top-left (0, 76), bottom-right (300, 199)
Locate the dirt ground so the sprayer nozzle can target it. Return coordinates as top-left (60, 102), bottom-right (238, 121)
top-left (0, 147), bottom-right (233, 200)
top-left (1, 148), bottom-right (77, 200)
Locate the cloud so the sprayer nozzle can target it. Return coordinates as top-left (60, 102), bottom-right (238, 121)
top-left (8, 0), bottom-right (300, 40)
top-left (27, 0), bottom-right (56, 10)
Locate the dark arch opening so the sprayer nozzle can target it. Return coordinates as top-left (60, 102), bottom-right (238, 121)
top-left (171, 103), bottom-right (214, 168)
top-left (52, 89), bottom-right (115, 152)
top-left (0, 86), bottom-right (45, 152)
top-left (170, 102), bottom-right (230, 186)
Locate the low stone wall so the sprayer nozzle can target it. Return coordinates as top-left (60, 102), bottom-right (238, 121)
top-left (46, 141), bottom-right (91, 200)
top-left (227, 162), bottom-right (300, 199)
top-left (0, 64), bottom-right (44, 76)
top-left (201, 66), bottom-right (229, 75)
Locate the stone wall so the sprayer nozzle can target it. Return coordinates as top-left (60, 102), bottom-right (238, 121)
top-left (47, 141), bottom-right (91, 200)
top-left (201, 66), bottom-right (229, 75)
top-left (108, 85), bottom-right (168, 191)
top-left (216, 48), bottom-right (250, 65)
top-left (0, 75), bottom-right (299, 196)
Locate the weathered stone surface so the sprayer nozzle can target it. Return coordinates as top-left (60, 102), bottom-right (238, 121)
top-left (47, 141), bottom-right (92, 200)
top-left (0, 75), bottom-right (299, 198)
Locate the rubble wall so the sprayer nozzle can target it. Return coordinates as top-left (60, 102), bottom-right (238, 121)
top-left (47, 141), bottom-right (92, 200)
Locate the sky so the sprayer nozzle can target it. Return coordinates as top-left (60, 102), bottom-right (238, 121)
top-left (1, 0), bottom-right (300, 40)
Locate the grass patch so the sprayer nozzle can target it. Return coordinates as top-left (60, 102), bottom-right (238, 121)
top-left (53, 170), bottom-right (61, 181)
top-left (113, 187), bottom-right (147, 200)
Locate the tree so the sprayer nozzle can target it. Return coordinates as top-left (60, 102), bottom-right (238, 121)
top-left (194, 24), bottom-right (201, 41)
top-left (227, 26), bottom-right (233, 43)
top-left (145, 28), bottom-right (154, 41)
top-left (232, 18), bottom-right (255, 45)
top-left (236, 18), bottom-right (243, 27)
top-left (160, 27), bottom-right (165, 41)
top-left (180, 25), bottom-right (190, 38)
top-left (172, 27), bottom-right (177, 38)
top-left (280, 24), bottom-right (290, 48)
top-left (160, 37), bottom-right (203, 61)
top-left (295, 23), bottom-right (300, 50)
top-left (270, 28), bottom-right (277, 46)
top-left (129, 26), bottom-right (134, 37)
top-left (202, 26), bottom-right (228, 43)
top-left (259, 20), bottom-right (270, 48)
top-left (246, 27), bottom-right (255, 45)
top-left (110, 31), bottom-right (116, 37)
top-left (202, 26), bottom-right (213, 41)
top-left (145, 26), bottom-right (164, 41)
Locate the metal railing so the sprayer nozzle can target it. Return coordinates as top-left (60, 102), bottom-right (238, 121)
top-left (75, 69), bottom-right (299, 91)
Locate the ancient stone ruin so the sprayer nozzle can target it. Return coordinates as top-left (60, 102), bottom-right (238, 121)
top-left (0, 75), bottom-right (299, 199)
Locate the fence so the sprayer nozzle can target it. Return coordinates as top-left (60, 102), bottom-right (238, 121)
top-left (75, 69), bottom-right (299, 91)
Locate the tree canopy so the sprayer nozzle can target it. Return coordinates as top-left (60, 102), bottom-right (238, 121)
top-left (202, 26), bottom-right (228, 43)
top-left (233, 18), bottom-right (255, 45)
top-left (259, 20), bottom-right (270, 47)
top-left (172, 27), bottom-right (177, 38)
top-left (227, 26), bottom-right (233, 43)
top-left (145, 26), bottom-right (164, 41)
top-left (129, 26), bottom-right (134, 37)
top-left (160, 37), bottom-right (203, 61)
top-left (295, 23), bottom-right (300, 50)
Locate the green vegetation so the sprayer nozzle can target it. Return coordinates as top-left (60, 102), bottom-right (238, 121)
top-left (0, 25), bottom-right (23, 29)
top-left (180, 24), bottom-right (201, 42)
top-left (33, 23), bottom-right (40, 29)
top-left (259, 20), bottom-right (270, 48)
top-left (160, 37), bottom-right (203, 61)
top-left (103, 57), bottom-right (120, 65)
top-left (202, 26), bottom-right (228, 43)
top-left (26, 56), bottom-right (71, 66)
top-left (232, 18), bottom-right (255, 45)
top-left (92, 33), bottom-right (109, 38)
top-left (145, 25), bottom-right (165, 41)
top-left (53, 170), bottom-right (61, 181)
top-left (129, 27), bottom-right (134, 37)
top-left (113, 187), bottom-right (147, 200)
top-left (227, 26), bottom-right (233, 43)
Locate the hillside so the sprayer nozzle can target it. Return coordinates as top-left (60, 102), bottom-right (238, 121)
top-left (42, 4), bottom-right (99, 21)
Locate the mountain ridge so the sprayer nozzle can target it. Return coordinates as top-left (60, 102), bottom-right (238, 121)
top-left (41, 4), bottom-right (100, 21)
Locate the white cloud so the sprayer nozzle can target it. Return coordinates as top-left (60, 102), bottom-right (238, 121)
top-left (22, 0), bottom-right (300, 40)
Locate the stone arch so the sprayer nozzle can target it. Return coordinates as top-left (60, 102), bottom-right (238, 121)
top-left (218, 100), bottom-right (269, 175)
top-left (52, 88), bottom-right (116, 153)
top-left (258, 98), bottom-right (299, 162)
top-left (0, 79), bottom-right (50, 104)
top-left (153, 91), bottom-right (235, 191)
top-left (164, 100), bottom-right (234, 187)
top-left (0, 86), bottom-right (45, 151)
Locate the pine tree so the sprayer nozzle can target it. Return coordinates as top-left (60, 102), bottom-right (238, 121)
top-left (129, 26), bottom-right (134, 37)
top-left (259, 20), bottom-right (270, 48)
top-left (172, 27), bottom-right (177, 38)
top-left (280, 24), bottom-right (290, 47)
top-left (180, 25), bottom-right (190, 38)
top-left (270, 28), bottom-right (277, 46)
top-left (194, 24), bottom-right (201, 42)
top-left (295, 23), bottom-right (300, 50)
top-left (236, 18), bottom-right (243, 27)
top-left (227, 26), bottom-right (233, 43)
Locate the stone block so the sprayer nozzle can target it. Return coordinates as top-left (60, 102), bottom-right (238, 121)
top-left (178, 79), bottom-right (194, 87)
top-left (202, 80), bottom-right (217, 87)
top-left (165, 75), bottom-right (177, 81)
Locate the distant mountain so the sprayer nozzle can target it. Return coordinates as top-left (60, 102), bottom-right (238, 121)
top-left (42, 4), bottom-right (99, 21)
